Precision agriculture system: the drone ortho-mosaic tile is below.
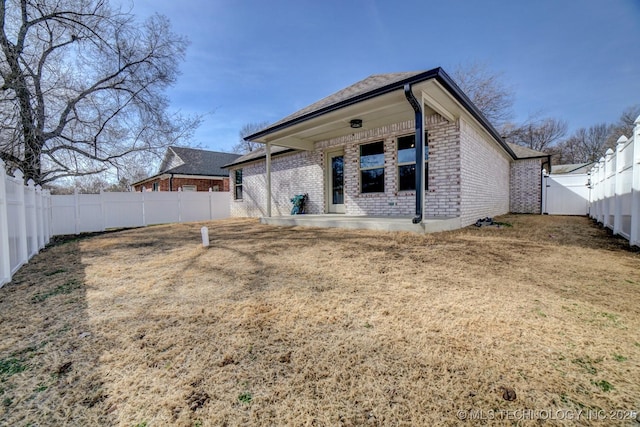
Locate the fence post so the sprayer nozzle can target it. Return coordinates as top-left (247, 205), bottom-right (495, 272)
top-left (99, 189), bottom-right (106, 232)
top-left (26, 179), bottom-right (38, 256)
top-left (613, 137), bottom-right (626, 235)
top-left (43, 189), bottom-right (51, 245)
top-left (209, 187), bottom-right (213, 219)
top-left (13, 170), bottom-right (29, 266)
top-left (74, 188), bottom-right (80, 234)
top-left (630, 115), bottom-right (640, 247)
top-left (596, 157), bottom-right (605, 223)
top-left (178, 187), bottom-right (183, 223)
top-left (0, 160), bottom-right (11, 286)
top-left (141, 187), bottom-right (147, 227)
top-left (35, 185), bottom-right (45, 250)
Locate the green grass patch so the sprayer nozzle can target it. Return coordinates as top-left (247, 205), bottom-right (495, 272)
top-left (591, 379), bottom-right (614, 392)
top-left (571, 356), bottom-right (602, 375)
top-left (0, 358), bottom-right (27, 378)
top-left (238, 392), bottom-right (252, 404)
top-left (612, 353), bottom-right (627, 362)
top-left (31, 279), bottom-right (82, 303)
top-left (43, 268), bottom-right (66, 276)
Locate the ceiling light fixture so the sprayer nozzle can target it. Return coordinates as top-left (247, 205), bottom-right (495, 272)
top-left (349, 119), bottom-right (363, 129)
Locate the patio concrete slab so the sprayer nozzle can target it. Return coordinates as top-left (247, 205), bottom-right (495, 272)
top-left (260, 215), bottom-right (461, 234)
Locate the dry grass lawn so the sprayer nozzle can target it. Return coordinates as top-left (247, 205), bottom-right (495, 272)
top-left (0, 215), bottom-right (639, 426)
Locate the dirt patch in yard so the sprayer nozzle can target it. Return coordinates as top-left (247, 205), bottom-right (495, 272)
top-left (0, 215), bottom-right (639, 426)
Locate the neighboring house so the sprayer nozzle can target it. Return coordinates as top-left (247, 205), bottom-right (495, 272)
top-left (132, 147), bottom-right (241, 192)
top-left (223, 68), bottom-right (550, 231)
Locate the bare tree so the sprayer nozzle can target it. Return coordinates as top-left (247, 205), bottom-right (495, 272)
top-left (606, 104), bottom-right (640, 147)
top-left (556, 124), bottom-right (611, 163)
top-left (0, 0), bottom-right (200, 185)
top-left (232, 121), bottom-right (270, 154)
top-left (452, 62), bottom-right (515, 127)
top-left (503, 117), bottom-right (568, 152)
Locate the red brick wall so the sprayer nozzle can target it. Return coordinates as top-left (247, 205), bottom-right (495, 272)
top-left (133, 177), bottom-right (230, 192)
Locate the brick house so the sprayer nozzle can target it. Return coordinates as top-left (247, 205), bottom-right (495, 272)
top-left (223, 68), bottom-right (550, 232)
top-left (132, 146), bottom-right (241, 192)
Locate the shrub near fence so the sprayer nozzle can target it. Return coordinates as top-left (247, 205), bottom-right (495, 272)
top-left (589, 115), bottom-right (640, 247)
top-left (0, 161), bottom-right (52, 287)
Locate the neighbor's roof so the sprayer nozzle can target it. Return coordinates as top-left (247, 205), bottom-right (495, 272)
top-left (159, 146), bottom-right (241, 176)
top-left (132, 147), bottom-right (241, 187)
top-left (243, 68), bottom-right (520, 160)
top-left (506, 143), bottom-right (549, 159)
top-left (551, 162), bottom-right (595, 174)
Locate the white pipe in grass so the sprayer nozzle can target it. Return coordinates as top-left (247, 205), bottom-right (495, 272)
top-left (201, 226), bottom-right (209, 247)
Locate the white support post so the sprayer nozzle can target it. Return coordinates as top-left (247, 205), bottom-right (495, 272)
top-left (266, 141), bottom-right (272, 218)
top-left (613, 138), bottom-right (625, 235)
top-left (630, 115), bottom-right (640, 247)
top-left (0, 160), bottom-right (11, 286)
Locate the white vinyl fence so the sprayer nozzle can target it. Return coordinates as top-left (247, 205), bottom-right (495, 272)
top-left (0, 161), bottom-right (52, 287)
top-left (588, 116), bottom-right (640, 247)
top-left (50, 189), bottom-right (229, 235)
top-left (1, 162), bottom-right (231, 287)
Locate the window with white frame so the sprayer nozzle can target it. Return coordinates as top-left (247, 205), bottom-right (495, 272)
top-left (234, 169), bottom-right (243, 200)
top-left (360, 141), bottom-right (385, 193)
top-left (397, 134), bottom-right (428, 191)
top-left (182, 185), bottom-right (197, 191)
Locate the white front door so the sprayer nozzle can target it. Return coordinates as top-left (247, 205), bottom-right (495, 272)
top-left (327, 150), bottom-right (345, 213)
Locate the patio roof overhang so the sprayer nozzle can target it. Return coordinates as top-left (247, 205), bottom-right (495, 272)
top-left (249, 79), bottom-right (459, 151)
top-left (245, 68), bottom-right (516, 160)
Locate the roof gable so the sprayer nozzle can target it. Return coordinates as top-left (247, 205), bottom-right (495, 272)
top-left (159, 146), bottom-right (241, 177)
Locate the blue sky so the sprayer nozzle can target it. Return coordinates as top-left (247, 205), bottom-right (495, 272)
top-left (127, 0), bottom-right (640, 152)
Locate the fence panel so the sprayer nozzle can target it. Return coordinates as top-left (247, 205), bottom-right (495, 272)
top-left (0, 165), bottom-right (52, 287)
top-left (209, 192), bottom-right (231, 219)
top-left (102, 192), bottom-right (144, 229)
top-left (51, 194), bottom-right (78, 235)
top-left (589, 117), bottom-right (640, 247)
top-left (143, 191), bottom-right (181, 225)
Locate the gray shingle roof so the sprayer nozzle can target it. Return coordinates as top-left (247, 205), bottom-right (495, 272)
top-left (159, 146), bottom-right (241, 177)
top-left (506, 143), bottom-right (548, 159)
top-left (268, 72), bottom-right (425, 129)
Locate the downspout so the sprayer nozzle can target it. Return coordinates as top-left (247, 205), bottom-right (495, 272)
top-left (169, 174), bottom-right (174, 192)
top-left (404, 84), bottom-right (423, 224)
